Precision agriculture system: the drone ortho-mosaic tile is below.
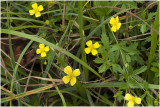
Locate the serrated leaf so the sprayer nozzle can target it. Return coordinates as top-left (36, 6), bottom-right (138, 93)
top-left (134, 66), bottom-right (147, 75)
top-left (111, 64), bottom-right (124, 74)
top-left (98, 64), bottom-right (107, 73)
top-left (113, 91), bottom-right (123, 102)
top-left (101, 33), bottom-right (109, 49)
top-left (148, 12), bottom-right (156, 19)
top-left (150, 67), bottom-right (159, 73)
top-left (110, 44), bottom-right (120, 52)
top-left (94, 58), bottom-right (104, 64)
top-left (140, 24), bottom-right (146, 34)
top-left (126, 54), bottom-right (131, 63)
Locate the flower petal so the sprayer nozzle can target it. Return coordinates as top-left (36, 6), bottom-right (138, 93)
top-left (111, 26), bottom-right (117, 32)
top-left (85, 48), bottom-right (91, 54)
top-left (62, 76), bottom-right (70, 84)
top-left (64, 66), bottom-right (72, 75)
top-left (73, 69), bottom-right (80, 76)
top-left (35, 12), bottom-right (41, 17)
top-left (39, 44), bottom-right (45, 49)
top-left (41, 52), bottom-right (46, 57)
top-left (135, 97), bottom-right (141, 104)
top-left (116, 23), bottom-right (121, 30)
top-left (44, 46), bottom-right (49, 52)
top-left (116, 16), bottom-right (119, 23)
top-left (109, 17), bottom-right (115, 25)
top-left (127, 101), bottom-right (134, 107)
top-left (36, 49), bottom-right (41, 54)
top-left (91, 49), bottom-right (98, 55)
top-left (29, 10), bottom-right (35, 15)
top-left (70, 77), bottom-right (76, 86)
top-left (38, 5), bottom-right (43, 11)
top-left (93, 42), bottom-right (100, 48)
top-left (32, 3), bottom-right (38, 10)
top-left (86, 40), bottom-right (92, 47)
top-left (125, 93), bottom-right (134, 101)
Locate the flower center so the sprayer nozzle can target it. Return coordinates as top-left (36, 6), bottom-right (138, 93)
top-left (89, 45), bottom-right (94, 50)
top-left (34, 8), bottom-right (39, 13)
top-left (131, 97), bottom-right (136, 103)
top-left (113, 22), bottom-right (118, 27)
top-left (41, 48), bottom-right (45, 52)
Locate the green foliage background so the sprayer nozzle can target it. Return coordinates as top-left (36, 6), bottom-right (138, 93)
top-left (1, 1), bottom-right (159, 106)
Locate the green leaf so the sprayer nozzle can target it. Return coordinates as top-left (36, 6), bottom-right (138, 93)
top-left (94, 58), bottom-right (104, 64)
top-left (111, 64), bottom-right (124, 74)
top-left (147, 5), bottom-right (159, 81)
top-left (98, 64), bottom-right (107, 73)
top-left (110, 44), bottom-right (120, 52)
top-left (126, 54), bottom-right (131, 63)
top-left (101, 33), bottom-right (109, 49)
top-left (133, 66), bottom-right (147, 75)
top-left (140, 24), bottom-right (146, 34)
top-left (84, 82), bottom-right (159, 89)
top-left (113, 91), bottom-right (123, 102)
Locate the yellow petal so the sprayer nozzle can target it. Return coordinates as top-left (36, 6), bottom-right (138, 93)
top-left (127, 101), bottom-right (134, 107)
top-left (39, 44), bottom-right (44, 49)
top-left (62, 76), bottom-right (70, 84)
top-left (41, 52), bottom-right (46, 57)
top-left (36, 49), bottom-right (41, 54)
top-left (125, 93), bottom-right (134, 101)
top-left (93, 42), bottom-right (100, 48)
top-left (85, 48), bottom-right (91, 54)
top-left (109, 17), bottom-right (115, 25)
top-left (35, 12), bottom-right (41, 17)
top-left (86, 40), bottom-right (92, 47)
top-left (38, 5), bottom-right (43, 11)
top-left (116, 23), bottom-right (121, 30)
top-left (91, 49), bottom-right (98, 55)
top-left (116, 16), bottom-right (119, 23)
top-left (29, 10), bottom-right (35, 15)
top-left (32, 3), bottom-right (38, 10)
top-left (70, 77), bottom-right (76, 86)
top-left (135, 97), bottom-right (141, 104)
top-left (111, 26), bottom-right (117, 32)
top-left (64, 66), bottom-right (72, 75)
top-left (44, 46), bottom-right (49, 52)
top-left (73, 69), bottom-right (80, 76)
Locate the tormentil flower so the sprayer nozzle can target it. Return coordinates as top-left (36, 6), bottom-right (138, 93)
top-left (36, 44), bottom-right (50, 57)
top-left (125, 93), bottom-right (141, 107)
top-left (109, 16), bottom-right (121, 32)
top-left (62, 66), bottom-right (80, 86)
top-left (85, 40), bottom-right (100, 55)
top-left (29, 3), bottom-right (43, 17)
top-left (45, 20), bottom-right (50, 24)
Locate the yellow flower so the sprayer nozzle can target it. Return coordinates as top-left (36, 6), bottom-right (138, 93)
top-left (29, 3), bottom-right (43, 17)
top-left (62, 66), bottom-right (80, 86)
top-left (125, 93), bottom-right (141, 107)
top-left (85, 40), bottom-right (100, 55)
top-left (45, 20), bottom-right (50, 24)
top-left (109, 16), bottom-right (121, 32)
top-left (36, 44), bottom-right (50, 57)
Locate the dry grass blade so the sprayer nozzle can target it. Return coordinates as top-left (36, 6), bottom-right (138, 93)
top-left (30, 76), bottom-right (63, 82)
top-left (1, 83), bottom-right (63, 103)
